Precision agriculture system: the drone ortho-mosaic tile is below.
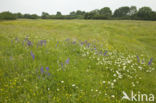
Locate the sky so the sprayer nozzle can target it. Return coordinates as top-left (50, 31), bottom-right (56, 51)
top-left (0, 0), bottom-right (156, 15)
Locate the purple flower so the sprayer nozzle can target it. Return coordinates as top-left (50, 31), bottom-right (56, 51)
top-left (46, 67), bottom-right (49, 71)
top-left (80, 42), bottom-right (84, 46)
top-left (66, 58), bottom-right (69, 64)
top-left (72, 41), bottom-right (76, 44)
top-left (40, 40), bottom-right (46, 46)
top-left (56, 41), bottom-right (59, 47)
top-left (43, 40), bottom-right (46, 45)
top-left (137, 56), bottom-right (140, 63)
top-left (31, 51), bottom-right (35, 60)
top-left (27, 40), bottom-right (32, 46)
top-left (148, 58), bottom-right (153, 65)
top-left (87, 43), bottom-right (90, 48)
top-left (61, 62), bottom-right (63, 68)
top-left (40, 67), bottom-right (44, 74)
top-left (40, 40), bottom-right (44, 46)
top-left (99, 51), bottom-right (102, 54)
top-left (84, 40), bottom-right (87, 44)
top-left (104, 51), bottom-right (107, 56)
top-left (65, 38), bottom-right (70, 41)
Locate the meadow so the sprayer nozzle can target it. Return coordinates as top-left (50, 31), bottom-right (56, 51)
top-left (0, 19), bottom-right (156, 103)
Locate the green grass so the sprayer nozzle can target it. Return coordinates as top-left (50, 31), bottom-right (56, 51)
top-left (0, 19), bottom-right (156, 103)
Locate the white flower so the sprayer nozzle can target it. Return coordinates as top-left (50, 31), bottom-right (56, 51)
top-left (48, 88), bottom-right (50, 91)
top-left (96, 89), bottom-right (98, 92)
top-left (113, 79), bottom-right (116, 83)
top-left (72, 84), bottom-right (76, 87)
top-left (102, 81), bottom-right (106, 84)
top-left (57, 88), bottom-right (60, 91)
top-left (61, 81), bottom-right (64, 83)
top-left (91, 89), bottom-right (93, 92)
top-left (111, 95), bottom-right (115, 98)
top-left (113, 74), bottom-right (117, 77)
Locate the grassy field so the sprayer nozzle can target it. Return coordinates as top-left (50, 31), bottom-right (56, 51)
top-left (0, 19), bottom-right (156, 103)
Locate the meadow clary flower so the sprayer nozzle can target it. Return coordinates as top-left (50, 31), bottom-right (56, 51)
top-left (46, 67), bottom-right (49, 71)
top-left (27, 40), bottom-right (32, 46)
top-left (137, 56), bottom-right (140, 63)
top-left (72, 41), bottom-right (76, 44)
top-left (40, 67), bottom-right (44, 74)
top-left (104, 51), bottom-right (107, 56)
top-left (66, 58), bottom-right (69, 64)
top-left (148, 58), bottom-right (153, 65)
top-left (31, 51), bottom-right (35, 60)
top-left (56, 41), bottom-right (59, 47)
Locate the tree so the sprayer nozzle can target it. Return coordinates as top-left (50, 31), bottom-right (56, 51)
top-left (99, 7), bottom-right (112, 17)
top-left (129, 6), bottom-right (137, 16)
top-left (15, 12), bottom-right (23, 18)
top-left (137, 7), bottom-right (153, 20)
top-left (56, 11), bottom-right (62, 16)
top-left (41, 12), bottom-right (50, 19)
top-left (114, 6), bottom-right (130, 17)
top-left (0, 11), bottom-right (16, 20)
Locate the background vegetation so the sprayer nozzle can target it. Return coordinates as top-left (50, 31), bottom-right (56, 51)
top-left (0, 6), bottom-right (156, 20)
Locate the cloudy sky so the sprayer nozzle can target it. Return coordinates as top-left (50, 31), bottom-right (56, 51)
top-left (0, 0), bottom-right (156, 15)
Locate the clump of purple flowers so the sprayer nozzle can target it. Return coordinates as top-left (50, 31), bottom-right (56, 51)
top-left (137, 56), bottom-right (140, 63)
top-left (40, 66), bottom-right (50, 76)
top-left (56, 41), bottom-right (59, 47)
top-left (66, 58), bottom-right (70, 64)
top-left (31, 51), bottom-right (35, 60)
top-left (148, 58), bottom-right (153, 65)
top-left (27, 40), bottom-right (32, 46)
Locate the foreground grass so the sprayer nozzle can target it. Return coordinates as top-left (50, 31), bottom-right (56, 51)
top-left (0, 19), bottom-right (156, 103)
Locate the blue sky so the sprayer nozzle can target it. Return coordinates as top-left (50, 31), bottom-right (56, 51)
top-left (0, 0), bottom-right (156, 15)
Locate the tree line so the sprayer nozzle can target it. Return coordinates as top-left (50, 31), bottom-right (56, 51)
top-left (0, 6), bottom-right (156, 20)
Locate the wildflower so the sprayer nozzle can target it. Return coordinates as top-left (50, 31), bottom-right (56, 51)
top-left (148, 58), bottom-right (153, 65)
top-left (111, 95), bottom-right (115, 98)
top-left (113, 79), bottom-right (116, 83)
top-left (56, 41), bottom-right (59, 47)
top-left (72, 41), bottom-right (76, 44)
top-left (57, 88), bottom-right (60, 91)
top-left (66, 58), bottom-right (69, 64)
top-left (87, 43), bottom-right (90, 47)
top-left (40, 67), bottom-right (44, 74)
top-left (91, 89), bottom-right (93, 91)
top-left (102, 81), bottom-right (106, 84)
top-left (132, 82), bottom-right (135, 87)
top-left (80, 42), bottom-right (84, 46)
top-left (46, 67), bottom-right (49, 71)
top-left (30, 51), bottom-right (35, 60)
top-left (113, 74), bottom-right (117, 77)
top-left (72, 84), bottom-right (75, 87)
top-left (27, 40), bottom-right (32, 46)
top-left (61, 62), bottom-right (64, 70)
top-left (136, 56), bottom-right (140, 63)
top-left (61, 81), bottom-right (64, 83)
top-left (104, 51), bottom-right (107, 56)
top-left (65, 38), bottom-right (70, 41)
